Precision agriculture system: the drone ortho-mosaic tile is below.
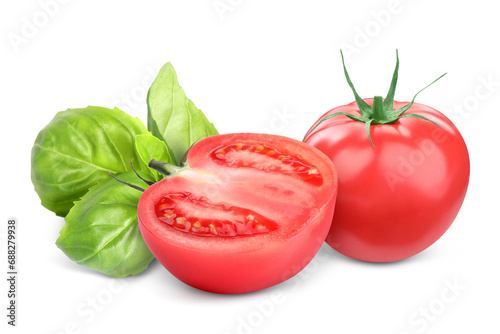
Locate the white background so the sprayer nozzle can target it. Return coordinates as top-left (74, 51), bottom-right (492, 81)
top-left (1, 0), bottom-right (499, 333)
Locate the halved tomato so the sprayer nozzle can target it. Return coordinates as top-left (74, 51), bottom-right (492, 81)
top-left (138, 133), bottom-right (337, 294)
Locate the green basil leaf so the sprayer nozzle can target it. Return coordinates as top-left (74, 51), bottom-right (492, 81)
top-left (134, 133), bottom-right (175, 181)
top-left (31, 106), bottom-right (148, 216)
top-left (56, 171), bottom-right (154, 278)
top-left (147, 62), bottom-right (219, 163)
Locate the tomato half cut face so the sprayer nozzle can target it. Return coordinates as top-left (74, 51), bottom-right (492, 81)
top-left (138, 133), bottom-right (337, 294)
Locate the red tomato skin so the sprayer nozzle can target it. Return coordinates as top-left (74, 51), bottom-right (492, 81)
top-left (138, 133), bottom-right (337, 293)
top-left (139, 197), bottom-right (335, 294)
top-left (304, 99), bottom-right (470, 262)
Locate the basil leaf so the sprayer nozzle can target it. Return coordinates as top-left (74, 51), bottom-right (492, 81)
top-left (31, 106), bottom-right (148, 216)
top-left (147, 62), bottom-right (219, 163)
top-left (56, 171), bottom-right (154, 278)
top-left (134, 134), bottom-right (175, 181)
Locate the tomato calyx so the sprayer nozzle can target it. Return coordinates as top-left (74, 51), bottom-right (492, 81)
top-left (108, 158), bottom-right (185, 192)
top-left (149, 158), bottom-right (186, 177)
top-left (303, 50), bottom-right (447, 146)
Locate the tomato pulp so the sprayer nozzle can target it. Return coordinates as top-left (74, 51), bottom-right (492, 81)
top-left (304, 99), bottom-right (470, 262)
top-left (138, 133), bottom-right (337, 293)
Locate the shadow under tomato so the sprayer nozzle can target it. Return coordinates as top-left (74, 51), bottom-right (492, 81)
top-left (149, 241), bottom-right (439, 302)
top-left (330, 245), bottom-right (439, 266)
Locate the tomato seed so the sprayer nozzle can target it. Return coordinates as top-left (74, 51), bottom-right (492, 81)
top-left (155, 192), bottom-right (279, 237)
top-left (210, 143), bottom-right (323, 186)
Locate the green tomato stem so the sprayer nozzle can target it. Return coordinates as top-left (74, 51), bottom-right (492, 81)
top-left (304, 50), bottom-right (446, 147)
top-left (149, 159), bottom-right (185, 177)
top-left (371, 96), bottom-right (385, 122)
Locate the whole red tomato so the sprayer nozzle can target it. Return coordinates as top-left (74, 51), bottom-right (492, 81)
top-left (138, 133), bottom-right (337, 293)
top-left (304, 51), bottom-right (470, 262)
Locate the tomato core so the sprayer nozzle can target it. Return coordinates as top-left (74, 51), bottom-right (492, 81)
top-left (155, 192), bottom-right (279, 237)
top-left (210, 143), bottom-right (322, 186)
